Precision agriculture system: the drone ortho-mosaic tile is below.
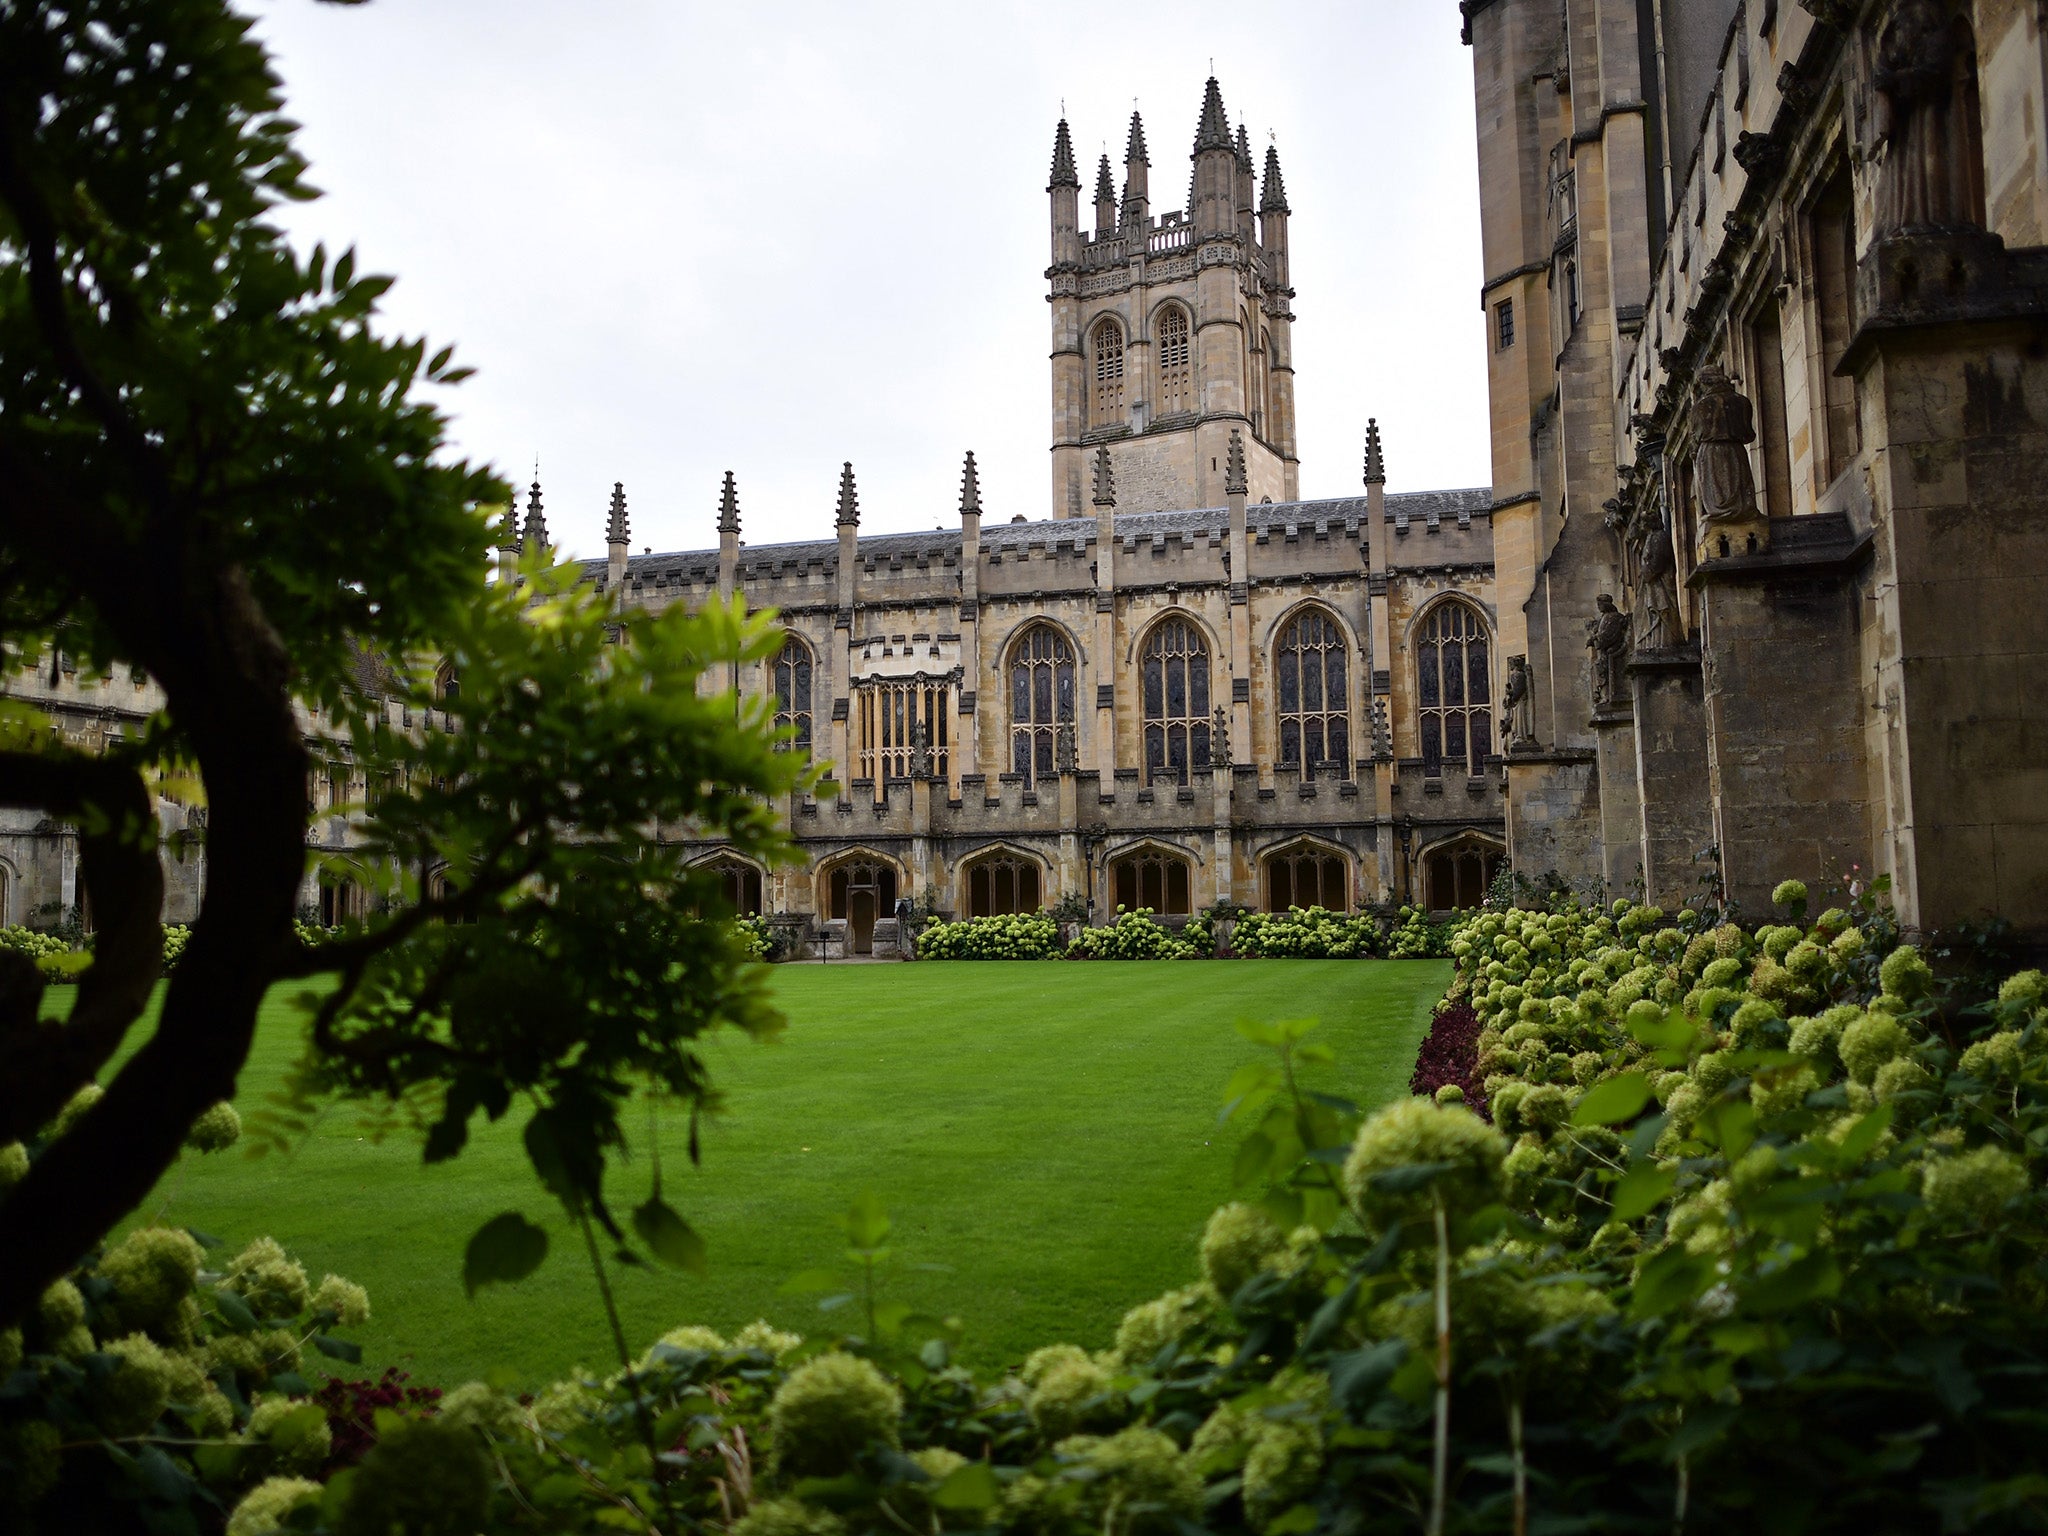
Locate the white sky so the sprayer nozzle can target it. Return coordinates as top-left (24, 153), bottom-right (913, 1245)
top-left (244, 1), bottom-right (1489, 558)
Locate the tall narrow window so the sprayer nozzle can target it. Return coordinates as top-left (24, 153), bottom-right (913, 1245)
top-left (1495, 299), bottom-right (1515, 350)
top-left (1275, 608), bottom-right (1351, 769)
top-left (1090, 318), bottom-right (1125, 428)
top-left (1751, 302), bottom-right (1794, 517)
top-left (965, 851), bottom-right (1042, 917)
top-left (1416, 601), bottom-right (1492, 777)
top-left (1110, 847), bottom-right (1192, 915)
top-left (857, 679), bottom-right (950, 782)
top-left (1810, 165), bottom-right (1860, 485)
top-left (1140, 619), bottom-right (1211, 786)
top-left (1157, 307), bottom-right (1192, 416)
top-left (773, 635), bottom-right (814, 758)
top-left (1008, 625), bottom-right (1075, 783)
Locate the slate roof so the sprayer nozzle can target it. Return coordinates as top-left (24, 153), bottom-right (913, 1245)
top-left (581, 489), bottom-right (1494, 583)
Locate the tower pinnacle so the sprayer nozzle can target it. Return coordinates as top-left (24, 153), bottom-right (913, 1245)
top-left (1234, 120), bottom-right (1253, 173)
top-left (1193, 77), bottom-right (1232, 153)
top-left (717, 471), bottom-right (741, 534)
top-left (1261, 141), bottom-right (1290, 213)
top-left (1125, 110), bottom-right (1149, 164)
top-left (1048, 118), bottom-right (1080, 190)
top-left (1092, 445), bottom-right (1116, 508)
top-left (1226, 429), bottom-right (1248, 495)
top-left (606, 481), bottom-right (629, 545)
top-left (1093, 154), bottom-right (1116, 205)
top-left (959, 451), bottom-right (982, 517)
top-left (835, 462), bottom-right (860, 527)
top-left (520, 477), bottom-right (548, 552)
top-left (1363, 419), bottom-right (1386, 486)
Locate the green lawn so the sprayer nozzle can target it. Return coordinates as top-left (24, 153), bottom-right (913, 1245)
top-left (112, 960), bottom-right (1447, 1388)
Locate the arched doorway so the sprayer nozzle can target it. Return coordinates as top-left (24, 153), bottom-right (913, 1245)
top-left (1419, 837), bottom-right (1502, 912)
top-left (828, 860), bottom-right (898, 955)
top-left (1261, 840), bottom-right (1350, 912)
top-left (1107, 844), bottom-right (1193, 915)
top-left (962, 849), bottom-right (1042, 917)
top-left (702, 856), bottom-right (764, 916)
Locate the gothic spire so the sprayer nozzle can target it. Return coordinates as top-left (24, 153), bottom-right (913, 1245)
top-left (1048, 118), bottom-right (1080, 189)
top-left (496, 493), bottom-right (520, 552)
top-left (521, 477), bottom-right (548, 551)
top-left (606, 481), bottom-right (629, 545)
top-left (1126, 110), bottom-right (1149, 165)
top-left (1363, 419), bottom-right (1386, 486)
top-left (717, 471), bottom-right (740, 534)
top-left (1234, 120), bottom-right (1254, 172)
top-left (1193, 76), bottom-right (1232, 154)
top-left (1091, 445), bottom-right (1116, 508)
top-left (1261, 141), bottom-right (1290, 213)
top-left (1094, 153), bottom-right (1116, 204)
top-left (1225, 429), bottom-right (1248, 496)
top-left (959, 451), bottom-right (982, 518)
top-left (835, 461), bottom-right (860, 527)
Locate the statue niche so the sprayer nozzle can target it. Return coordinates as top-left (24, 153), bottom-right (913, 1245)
top-left (1690, 366), bottom-right (1769, 561)
top-left (1629, 501), bottom-right (1682, 650)
top-left (1503, 655), bottom-right (1535, 748)
top-left (1874, 0), bottom-right (1986, 237)
top-left (1587, 594), bottom-right (1630, 712)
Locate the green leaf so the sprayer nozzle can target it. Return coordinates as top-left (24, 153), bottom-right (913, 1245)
top-left (1744, 1251), bottom-right (1840, 1313)
top-left (209, 1287), bottom-right (259, 1333)
top-left (1630, 1247), bottom-right (1711, 1320)
top-left (1610, 1161), bottom-right (1678, 1222)
top-left (1572, 1071), bottom-right (1654, 1126)
top-left (1327, 1338), bottom-right (1407, 1418)
top-left (780, 1268), bottom-right (840, 1295)
top-left (463, 1211), bottom-right (549, 1297)
top-left (1628, 1006), bottom-right (1698, 1053)
top-left (835, 1191), bottom-right (891, 1251)
top-left (1830, 1103), bottom-right (1894, 1164)
top-left (1233, 1131), bottom-right (1275, 1188)
top-left (632, 1197), bottom-right (709, 1274)
top-left (928, 1460), bottom-right (1000, 1511)
top-left (1264, 1506), bottom-right (1318, 1536)
top-left (312, 1335), bottom-right (363, 1363)
top-left (1695, 1099), bottom-right (1756, 1160)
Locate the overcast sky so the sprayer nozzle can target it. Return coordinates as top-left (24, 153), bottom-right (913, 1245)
top-left (243, 1), bottom-right (1489, 558)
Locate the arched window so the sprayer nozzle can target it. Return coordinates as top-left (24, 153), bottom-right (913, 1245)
top-left (1275, 609), bottom-right (1350, 769)
top-left (964, 851), bottom-right (1042, 917)
top-left (773, 635), bottom-right (814, 758)
top-left (1008, 625), bottom-right (1075, 783)
top-left (434, 659), bottom-right (459, 702)
top-left (1141, 618), bottom-right (1211, 786)
top-left (1416, 601), bottom-right (1493, 777)
top-left (857, 678), bottom-right (949, 781)
top-left (1264, 843), bottom-right (1348, 913)
top-left (705, 856), bottom-right (764, 916)
top-left (1157, 307), bottom-right (1192, 416)
top-left (1091, 318), bottom-right (1125, 427)
top-left (1421, 839), bottom-right (1502, 912)
top-left (1109, 846), bottom-right (1191, 915)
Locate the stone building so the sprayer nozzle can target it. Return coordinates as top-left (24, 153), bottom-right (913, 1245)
top-left (0, 76), bottom-right (1514, 952)
top-left (1461, 0), bottom-right (2048, 936)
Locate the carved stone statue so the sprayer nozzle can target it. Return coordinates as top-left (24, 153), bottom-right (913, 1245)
top-left (1588, 593), bottom-right (1630, 710)
top-left (909, 720), bottom-right (933, 779)
top-left (1053, 721), bottom-right (1077, 774)
top-left (1503, 655), bottom-right (1534, 747)
top-left (1629, 502), bottom-right (1681, 649)
top-left (1874, 0), bottom-right (1984, 235)
top-left (1210, 705), bottom-right (1232, 769)
top-left (1693, 367), bottom-right (1759, 527)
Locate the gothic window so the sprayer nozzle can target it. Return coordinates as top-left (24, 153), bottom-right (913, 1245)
top-left (316, 875), bottom-right (356, 927)
top-left (1090, 318), bottom-right (1125, 427)
top-left (1416, 600), bottom-right (1493, 778)
top-left (1808, 164), bottom-right (1860, 485)
top-left (1157, 307), bottom-right (1192, 416)
top-left (1750, 301), bottom-right (1793, 517)
top-left (1264, 843), bottom-right (1349, 913)
top-left (1110, 846), bottom-right (1192, 915)
top-left (1007, 625), bottom-right (1075, 783)
top-left (1140, 618), bottom-right (1211, 785)
top-left (1275, 608), bottom-right (1350, 769)
top-left (1421, 839), bottom-right (1502, 911)
top-left (705, 856), bottom-right (764, 916)
top-left (1495, 299), bottom-right (1515, 350)
top-left (434, 660), bottom-right (459, 701)
top-left (857, 678), bottom-right (950, 782)
top-left (773, 634), bottom-right (815, 757)
top-left (964, 850), bottom-right (1042, 917)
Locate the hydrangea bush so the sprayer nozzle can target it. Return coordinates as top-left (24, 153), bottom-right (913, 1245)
top-left (1230, 906), bottom-right (1382, 959)
top-left (914, 911), bottom-right (1063, 961)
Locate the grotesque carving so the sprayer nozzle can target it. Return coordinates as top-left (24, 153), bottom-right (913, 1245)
top-left (1691, 366), bottom-right (1766, 557)
top-left (1503, 655), bottom-right (1534, 747)
top-left (1874, 0), bottom-right (1985, 235)
top-left (1630, 503), bottom-right (1681, 649)
top-left (1209, 705), bottom-right (1232, 770)
top-left (1588, 594), bottom-right (1630, 710)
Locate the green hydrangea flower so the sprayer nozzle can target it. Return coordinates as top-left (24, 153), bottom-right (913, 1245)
top-left (1922, 1145), bottom-right (2030, 1230)
top-left (529, 1375), bottom-right (602, 1434)
top-left (1830, 927), bottom-right (1866, 958)
top-left (44, 1083), bottom-right (103, 1140)
top-left (767, 1352), bottom-right (903, 1478)
top-left (1751, 1061), bottom-right (1821, 1121)
top-left (1960, 1031), bottom-right (2026, 1081)
top-left (221, 1237), bottom-right (312, 1319)
top-left (0, 1418), bottom-right (63, 1507)
top-left (1999, 970), bottom-right (2047, 1009)
top-left (438, 1381), bottom-right (526, 1439)
top-left (184, 1101), bottom-right (242, 1153)
top-left (226, 1477), bottom-right (324, 1536)
top-left (0, 1142), bottom-right (27, 1189)
top-left (1200, 1203), bottom-right (1286, 1300)
top-left (1771, 879), bottom-right (1808, 914)
top-left (1189, 1402), bottom-right (1256, 1469)
top-left (1492, 1081), bottom-right (1568, 1139)
top-left (1880, 945), bottom-right (1934, 1002)
top-left (0, 1327), bottom-right (20, 1374)
top-left (1073, 1426), bottom-right (1203, 1534)
top-left (311, 1274), bottom-right (371, 1329)
top-left (1019, 1344), bottom-right (1090, 1388)
top-left (733, 1319), bottom-right (806, 1360)
top-left (1243, 1417), bottom-right (1323, 1530)
top-left (1839, 1012), bottom-right (1912, 1085)
top-left (1115, 1284), bottom-right (1211, 1367)
top-left (1341, 1098), bottom-right (1507, 1228)
top-left (245, 1396), bottom-right (332, 1472)
top-left (100, 1226), bottom-right (205, 1334)
top-left (1873, 1058), bottom-right (1934, 1104)
top-left (335, 1415), bottom-right (491, 1536)
top-left (1435, 1082), bottom-right (1467, 1104)
top-left (1701, 957), bottom-right (1745, 988)
top-left (37, 1278), bottom-right (85, 1339)
top-left (1025, 1355), bottom-right (1113, 1439)
top-left (94, 1333), bottom-right (177, 1436)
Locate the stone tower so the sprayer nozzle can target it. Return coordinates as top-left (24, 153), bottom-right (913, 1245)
top-left (1046, 79), bottom-right (1298, 520)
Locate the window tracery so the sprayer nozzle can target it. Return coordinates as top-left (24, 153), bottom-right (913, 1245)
top-left (1275, 608), bottom-right (1350, 768)
top-left (1264, 844), bottom-right (1348, 912)
top-left (1157, 307), bottom-right (1192, 416)
top-left (964, 851), bottom-right (1042, 917)
top-left (1140, 619), bottom-right (1211, 785)
top-left (1091, 318), bottom-right (1125, 427)
top-left (773, 635), bottom-right (814, 758)
top-left (1109, 846), bottom-right (1192, 915)
top-left (1416, 600), bottom-right (1493, 777)
top-left (1008, 625), bottom-right (1075, 784)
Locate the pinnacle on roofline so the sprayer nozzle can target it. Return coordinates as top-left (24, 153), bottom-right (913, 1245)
top-left (1234, 120), bottom-right (1254, 172)
top-left (606, 481), bottom-right (629, 545)
top-left (1126, 110), bottom-right (1149, 165)
top-left (959, 451), bottom-right (982, 518)
top-left (717, 470), bottom-right (741, 534)
top-left (1049, 118), bottom-right (1080, 189)
top-left (1261, 141), bottom-right (1290, 213)
top-left (836, 462), bottom-right (860, 527)
top-left (496, 495), bottom-right (520, 551)
top-left (1363, 419), bottom-right (1386, 486)
top-left (1094, 153), bottom-right (1116, 203)
top-left (1193, 76), bottom-right (1232, 154)
top-left (1225, 429), bottom-right (1248, 496)
top-left (1091, 445), bottom-right (1116, 507)
top-left (521, 477), bottom-right (548, 551)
